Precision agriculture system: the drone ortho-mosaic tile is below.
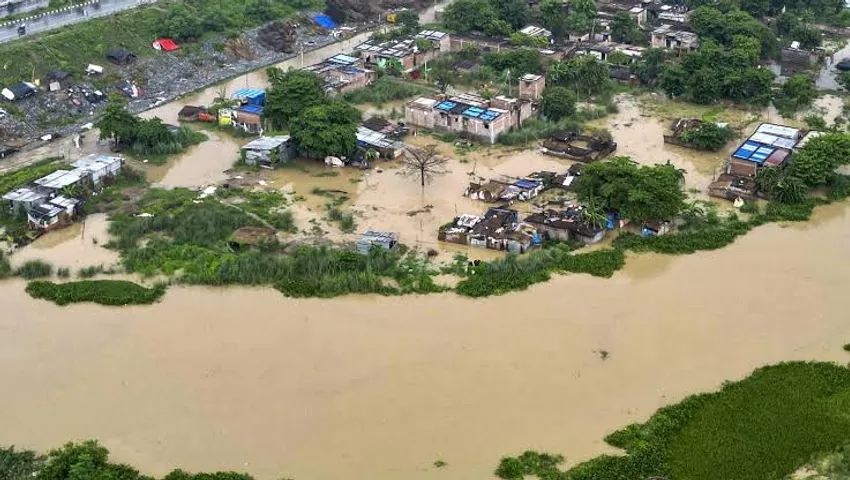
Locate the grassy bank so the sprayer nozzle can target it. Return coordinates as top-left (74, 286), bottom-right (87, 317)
top-left (25, 280), bottom-right (166, 306)
top-left (496, 362), bottom-right (850, 480)
top-left (0, 0), bottom-right (323, 87)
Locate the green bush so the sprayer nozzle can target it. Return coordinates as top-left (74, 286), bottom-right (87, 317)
top-left (0, 251), bottom-right (12, 279)
top-left (15, 260), bottom-right (54, 279)
top-left (844, 343), bottom-right (850, 352)
top-left (26, 280), bottom-right (167, 306)
top-left (56, 267), bottom-right (71, 278)
top-left (456, 246), bottom-right (624, 298)
top-left (342, 77), bottom-right (431, 104)
top-left (498, 362), bottom-right (850, 480)
top-left (77, 265), bottom-right (105, 278)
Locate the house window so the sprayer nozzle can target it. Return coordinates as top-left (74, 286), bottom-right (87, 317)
top-left (483, 123), bottom-right (490, 130)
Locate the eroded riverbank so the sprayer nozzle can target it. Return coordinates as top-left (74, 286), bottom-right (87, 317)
top-left (1, 200), bottom-right (849, 479)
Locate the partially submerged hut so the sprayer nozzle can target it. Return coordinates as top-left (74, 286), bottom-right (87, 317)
top-left (541, 130), bottom-right (617, 162)
top-left (229, 227), bottom-right (278, 251)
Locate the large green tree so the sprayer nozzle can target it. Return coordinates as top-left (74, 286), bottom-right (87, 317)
top-left (484, 49), bottom-right (543, 77)
top-left (290, 101), bottom-right (361, 159)
top-left (491, 0), bottom-right (529, 30)
top-left (539, 0), bottom-right (568, 37)
top-left (788, 133), bottom-right (850, 187)
top-left (96, 100), bottom-right (139, 148)
top-left (540, 86), bottom-right (577, 121)
top-left (611, 12), bottom-right (642, 44)
top-left (548, 55), bottom-right (610, 98)
top-left (395, 9), bottom-right (420, 34)
top-left (566, 0), bottom-right (597, 33)
top-left (264, 68), bottom-right (326, 130)
top-left (443, 0), bottom-right (511, 35)
top-left (575, 156), bottom-right (686, 222)
top-left (660, 65), bottom-right (688, 98)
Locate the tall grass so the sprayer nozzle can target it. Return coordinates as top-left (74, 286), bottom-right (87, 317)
top-left (130, 127), bottom-right (208, 165)
top-left (14, 260), bottom-right (54, 279)
top-left (497, 362), bottom-right (850, 480)
top-left (0, 251), bottom-right (12, 279)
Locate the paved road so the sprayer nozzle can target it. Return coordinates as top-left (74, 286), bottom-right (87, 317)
top-left (0, 0), bottom-right (155, 44)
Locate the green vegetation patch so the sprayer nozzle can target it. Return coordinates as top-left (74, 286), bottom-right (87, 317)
top-left (456, 245), bottom-right (624, 298)
top-left (14, 260), bottom-right (54, 279)
top-left (0, 158), bottom-right (64, 195)
top-left (342, 76), bottom-right (431, 104)
top-left (496, 362), bottom-right (850, 480)
top-left (0, 0), bottom-right (322, 87)
top-left (26, 280), bottom-right (166, 306)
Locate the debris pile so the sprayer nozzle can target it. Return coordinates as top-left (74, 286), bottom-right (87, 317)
top-left (257, 21), bottom-right (298, 53)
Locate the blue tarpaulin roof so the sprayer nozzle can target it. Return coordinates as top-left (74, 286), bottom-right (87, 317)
top-left (238, 105), bottom-right (263, 114)
top-left (312, 14), bottom-right (337, 29)
top-left (514, 179), bottom-right (541, 189)
top-left (733, 140), bottom-right (774, 164)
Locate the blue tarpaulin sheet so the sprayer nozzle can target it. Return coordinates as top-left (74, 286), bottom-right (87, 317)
top-left (312, 14), bottom-right (337, 29)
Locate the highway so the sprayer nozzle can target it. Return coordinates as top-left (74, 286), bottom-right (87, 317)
top-left (0, 0), bottom-right (156, 44)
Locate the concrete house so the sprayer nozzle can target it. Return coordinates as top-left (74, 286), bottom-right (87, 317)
top-left (356, 230), bottom-right (399, 254)
top-left (28, 196), bottom-right (79, 232)
top-left (303, 54), bottom-right (376, 95)
top-left (519, 73), bottom-right (546, 101)
top-left (355, 31), bottom-right (448, 73)
top-left (449, 33), bottom-right (510, 53)
top-left (524, 207), bottom-right (606, 244)
top-left (2, 186), bottom-right (49, 213)
top-left (71, 154), bottom-right (123, 186)
top-left (405, 93), bottom-right (532, 144)
top-left (651, 25), bottom-right (699, 51)
top-left (241, 136), bottom-right (296, 168)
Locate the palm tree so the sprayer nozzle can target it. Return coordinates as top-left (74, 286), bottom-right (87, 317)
top-left (580, 196), bottom-right (608, 229)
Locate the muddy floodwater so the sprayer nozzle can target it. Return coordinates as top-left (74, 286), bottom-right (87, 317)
top-left (2, 201), bottom-right (850, 479)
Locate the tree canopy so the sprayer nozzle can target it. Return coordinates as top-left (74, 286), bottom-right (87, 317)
top-left (540, 86), bottom-right (577, 121)
top-left (660, 39), bottom-right (774, 105)
top-left (263, 68), bottom-right (326, 129)
top-left (575, 156), bottom-right (686, 222)
top-left (611, 12), bottom-right (643, 44)
top-left (566, 0), bottom-right (597, 33)
top-left (442, 0), bottom-right (512, 36)
top-left (787, 132), bottom-right (850, 187)
top-left (539, 0), bottom-right (568, 37)
top-left (96, 100), bottom-right (139, 147)
top-left (290, 101), bottom-right (361, 159)
top-left (484, 49), bottom-right (543, 77)
top-left (548, 55), bottom-right (611, 98)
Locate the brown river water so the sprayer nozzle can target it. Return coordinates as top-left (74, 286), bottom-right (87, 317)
top-left (4, 18), bottom-right (850, 478)
top-left (2, 201), bottom-right (850, 479)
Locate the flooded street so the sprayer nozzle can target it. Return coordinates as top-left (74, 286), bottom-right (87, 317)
top-left (1, 202), bottom-right (850, 479)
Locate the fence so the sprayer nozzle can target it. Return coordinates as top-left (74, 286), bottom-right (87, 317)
top-left (0, 0), bottom-right (158, 32)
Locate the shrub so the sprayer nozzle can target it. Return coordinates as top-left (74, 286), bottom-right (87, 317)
top-left (497, 362), bottom-right (850, 480)
top-left (0, 251), bottom-right (11, 279)
top-left (56, 267), bottom-right (71, 278)
top-left (342, 77), bottom-right (431, 104)
top-left (25, 280), bottom-right (167, 306)
top-left (15, 260), bottom-right (54, 279)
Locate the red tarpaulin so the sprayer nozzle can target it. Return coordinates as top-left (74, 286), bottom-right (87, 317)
top-left (152, 39), bottom-right (179, 52)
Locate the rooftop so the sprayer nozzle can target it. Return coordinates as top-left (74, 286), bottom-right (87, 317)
top-left (242, 136), bottom-right (292, 151)
top-left (357, 126), bottom-right (404, 150)
top-left (415, 29), bottom-right (448, 41)
top-left (2, 186), bottom-right (47, 203)
top-left (231, 88), bottom-right (265, 99)
top-left (34, 169), bottom-right (85, 190)
top-left (71, 154), bottom-right (122, 171)
top-left (519, 25), bottom-right (552, 37)
top-left (521, 73), bottom-right (543, 82)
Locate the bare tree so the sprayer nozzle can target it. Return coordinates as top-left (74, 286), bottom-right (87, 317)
top-left (401, 144), bottom-right (448, 189)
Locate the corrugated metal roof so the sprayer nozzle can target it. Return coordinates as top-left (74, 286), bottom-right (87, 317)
top-left (238, 105), bottom-right (263, 114)
top-left (2, 187), bottom-right (47, 203)
top-left (71, 154), bottom-right (122, 171)
top-left (755, 123), bottom-right (801, 140)
top-left (242, 136), bottom-right (291, 151)
top-left (34, 170), bottom-right (85, 189)
top-left (232, 88), bottom-right (265, 99)
top-left (49, 195), bottom-right (79, 209)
